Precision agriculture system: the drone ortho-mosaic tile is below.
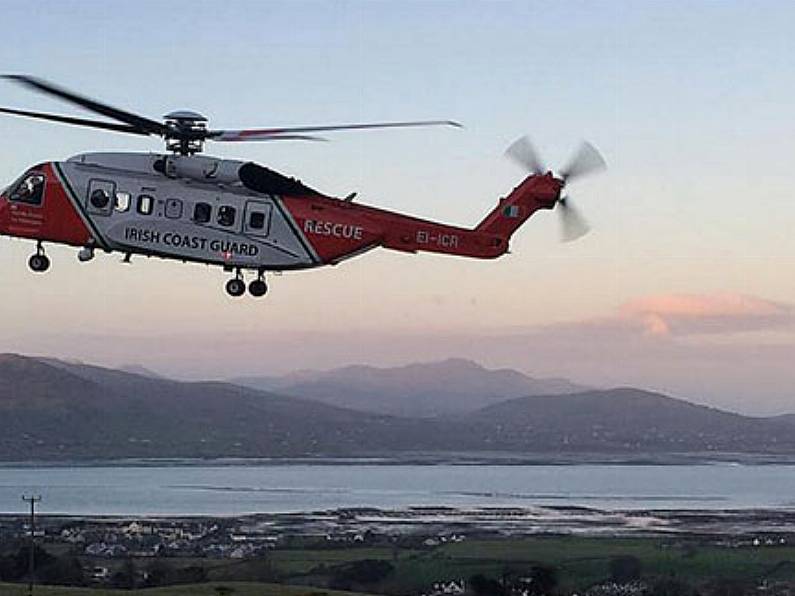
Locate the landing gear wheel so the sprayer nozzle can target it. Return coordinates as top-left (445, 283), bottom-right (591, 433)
top-left (28, 254), bottom-right (50, 273)
top-left (248, 279), bottom-right (268, 298)
top-left (225, 278), bottom-right (246, 297)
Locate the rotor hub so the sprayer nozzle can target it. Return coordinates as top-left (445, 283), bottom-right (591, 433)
top-left (164, 111), bottom-right (209, 155)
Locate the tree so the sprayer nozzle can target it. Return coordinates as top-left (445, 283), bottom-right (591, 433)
top-left (0, 545), bottom-right (55, 582)
top-left (179, 565), bottom-right (207, 584)
top-left (10, 545), bottom-right (55, 581)
top-left (143, 560), bottom-right (171, 587)
top-left (649, 577), bottom-right (696, 596)
top-left (527, 565), bottom-right (558, 595)
top-left (609, 555), bottom-right (642, 583)
top-left (329, 559), bottom-right (394, 590)
top-left (469, 573), bottom-right (506, 595)
top-left (707, 577), bottom-right (752, 596)
top-left (38, 556), bottom-right (85, 587)
top-left (110, 558), bottom-right (136, 589)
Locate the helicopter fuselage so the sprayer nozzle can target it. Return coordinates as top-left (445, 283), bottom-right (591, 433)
top-left (0, 76), bottom-right (603, 297)
top-left (0, 152), bottom-right (561, 277)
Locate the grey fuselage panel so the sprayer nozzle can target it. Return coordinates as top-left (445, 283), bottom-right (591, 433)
top-left (57, 153), bottom-right (317, 270)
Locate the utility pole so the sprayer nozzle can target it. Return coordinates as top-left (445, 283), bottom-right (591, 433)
top-left (21, 495), bottom-right (41, 596)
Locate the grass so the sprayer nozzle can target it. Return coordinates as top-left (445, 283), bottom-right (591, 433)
top-left (424, 536), bottom-right (795, 590)
top-left (8, 536), bottom-right (795, 594)
top-left (267, 547), bottom-right (411, 575)
top-left (262, 536), bottom-right (795, 592)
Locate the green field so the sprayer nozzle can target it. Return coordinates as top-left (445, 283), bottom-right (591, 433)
top-left (5, 536), bottom-right (795, 594)
top-left (0, 582), bottom-right (376, 596)
top-left (265, 536), bottom-right (795, 593)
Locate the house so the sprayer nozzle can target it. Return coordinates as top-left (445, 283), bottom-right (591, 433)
top-left (424, 579), bottom-right (466, 595)
top-left (89, 566), bottom-right (109, 581)
top-left (124, 521), bottom-right (154, 536)
top-left (423, 538), bottom-right (440, 547)
top-left (85, 542), bottom-right (128, 558)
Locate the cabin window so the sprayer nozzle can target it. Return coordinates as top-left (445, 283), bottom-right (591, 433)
top-left (217, 205), bottom-right (236, 227)
top-left (9, 173), bottom-right (45, 205)
top-left (165, 198), bottom-right (183, 219)
top-left (115, 192), bottom-right (131, 212)
top-left (137, 194), bottom-right (154, 215)
top-left (243, 202), bottom-right (272, 236)
top-left (86, 179), bottom-right (116, 216)
top-left (249, 211), bottom-right (266, 229)
top-left (193, 202), bottom-right (211, 224)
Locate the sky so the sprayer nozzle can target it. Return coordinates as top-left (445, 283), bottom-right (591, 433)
top-left (1, 1), bottom-right (794, 415)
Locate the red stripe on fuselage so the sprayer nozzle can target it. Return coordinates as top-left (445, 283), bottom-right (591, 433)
top-left (281, 194), bottom-right (507, 262)
top-left (0, 163), bottom-right (92, 246)
top-left (281, 195), bottom-right (383, 263)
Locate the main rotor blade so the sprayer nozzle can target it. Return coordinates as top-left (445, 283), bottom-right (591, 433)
top-left (2, 75), bottom-right (167, 136)
top-left (559, 141), bottom-right (606, 182)
top-left (208, 119), bottom-right (461, 142)
top-left (559, 198), bottom-right (590, 243)
top-left (505, 136), bottom-right (545, 175)
top-left (210, 132), bottom-right (328, 142)
top-left (0, 106), bottom-right (150, 136)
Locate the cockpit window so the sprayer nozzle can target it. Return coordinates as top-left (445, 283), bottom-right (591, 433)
top-left (9, 173), bottom-right (45, 205)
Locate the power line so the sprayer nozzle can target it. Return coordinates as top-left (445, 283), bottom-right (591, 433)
top-left (21, 495), bottom-right (41, 596)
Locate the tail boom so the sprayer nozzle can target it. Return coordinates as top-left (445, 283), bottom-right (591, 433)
top-left (283, 173), bottom-right (563, 264)
top-left (381, 173), bottom-right (562, 259)
top-left (381, 219), bottom-right (505, 259)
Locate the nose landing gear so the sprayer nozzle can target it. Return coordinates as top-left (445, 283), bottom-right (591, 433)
top-left (28, 242), bottom-right (50, 273)
top-left (78, 246), bottom-right (95, 263)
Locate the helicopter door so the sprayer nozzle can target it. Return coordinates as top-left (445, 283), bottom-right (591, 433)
top-left (243, 201), bottom-right (272, 237)
top-left (86, 179), bottom-right (116, 216)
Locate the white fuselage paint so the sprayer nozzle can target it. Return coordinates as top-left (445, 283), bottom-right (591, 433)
top-left (58, 153), bottom-right (318, 270)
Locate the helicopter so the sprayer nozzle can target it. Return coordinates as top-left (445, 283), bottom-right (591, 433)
top-left (0, 75), bottom-right (606, 297)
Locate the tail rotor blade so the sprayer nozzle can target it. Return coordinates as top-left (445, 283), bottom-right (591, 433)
top-left (558, 198), bottom-right (590, 243)
top-left (505, 135), bottom-right (546, 175)
top-left (560, 141), bottom-right (606, 182)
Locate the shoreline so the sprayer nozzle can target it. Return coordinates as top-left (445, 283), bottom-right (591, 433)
top-left (3, 505), bottom-right (795, 537)
top-left (5, 451), bottom-right (795, 467)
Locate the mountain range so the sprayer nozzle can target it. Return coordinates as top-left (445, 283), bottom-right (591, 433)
top-left (230, 358), bottom-right (587, 417)
top-left (1, 353), bottom-right (794, 461)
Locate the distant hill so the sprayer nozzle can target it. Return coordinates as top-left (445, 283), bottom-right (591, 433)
top-left (117, 364), bottom-right (167, 379)
top-left (463, 388), bottom-right (793, 453)
top-left (231, 358), bottom-right (587, 417)
top-left (2, 354), bottom-right (795, 460)
top-left (0, 354), bottom-right (440, 460)
top-left (772, 414), bottom-right (795, 426)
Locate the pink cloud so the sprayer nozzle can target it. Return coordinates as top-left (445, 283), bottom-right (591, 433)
top-left (620, 293), bottom-right (793, 336)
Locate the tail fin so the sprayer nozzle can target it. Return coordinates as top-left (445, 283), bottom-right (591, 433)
top-left (475, 173), bottom-right (562, 238)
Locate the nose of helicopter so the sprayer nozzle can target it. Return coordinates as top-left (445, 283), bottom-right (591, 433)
top-left (0, 190), bottom-right (9, 232)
